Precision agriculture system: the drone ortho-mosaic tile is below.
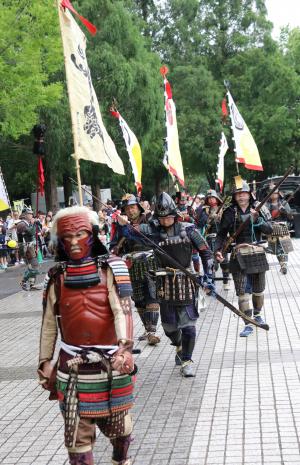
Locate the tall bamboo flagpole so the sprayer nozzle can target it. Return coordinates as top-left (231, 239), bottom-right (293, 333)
top-left (57, 0), bottom-right (83, 205)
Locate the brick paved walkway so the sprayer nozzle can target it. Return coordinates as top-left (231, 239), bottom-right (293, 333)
top-left (0, 241), bottom-right (300, 465)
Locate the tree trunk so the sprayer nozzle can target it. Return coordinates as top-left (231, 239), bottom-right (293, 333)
top-left (91, 182), bottom-right (101, 212)
top-left (63, 173), bottom-right (73, 207)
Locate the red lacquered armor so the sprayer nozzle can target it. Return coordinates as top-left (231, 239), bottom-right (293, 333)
top-left (58, 269), bottom-right (117, 346)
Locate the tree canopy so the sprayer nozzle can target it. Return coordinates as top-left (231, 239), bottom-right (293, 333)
top-left (0, 0), bottom-right (299, 210)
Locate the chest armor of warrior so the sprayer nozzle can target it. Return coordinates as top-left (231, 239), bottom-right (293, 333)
top-left (58, 266), bottom-right (117, 346)
top-left (233, 207), bottom-right (256, 244)
top-left (157, 223), bottom-right (192, 269)
top-left (151, 223), bottom-right (195, 305)
top-left (206, 206), bottom-right (219, 234)
top-left (267, 201), bottom-right (281, 220)
top-left (123, 215), bottom-right (151, 254)
top-left (17, 221), bottom-right (35, 243)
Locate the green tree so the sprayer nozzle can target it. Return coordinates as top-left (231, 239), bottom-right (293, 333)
top-left (0, 0), bottom-right (63, 139)
top-left (72, 0), bottom-right (165, 196)
top-left (136, 0), bottom-right (299, 185)
top-left (224, 46), bottom-right (300, 177)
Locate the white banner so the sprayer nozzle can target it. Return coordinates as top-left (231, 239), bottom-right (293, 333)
top-left (58, 5), bottom-right (124, 174)
top-left (215, 132), bottom-right (228, 192)
top-left (164, 77), bottom-right (185, 186)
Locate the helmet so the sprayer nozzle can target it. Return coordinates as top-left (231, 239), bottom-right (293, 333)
top-left (231, 180), bottom-right (250, 195)
top-left (22, 207), bottom-right (34, 215)
top-left (154, 192), bottom-right (177, 217)
top-left (7, 240), bottom-right (17, 248)
top-left (268, 182), bottom-right (283, 197)
top-left (205, 189), bottom-right (223, 204)
top-left (175, 191), bottom-right (188, 204)
top-left (120, 194), bottom-right (144, 213)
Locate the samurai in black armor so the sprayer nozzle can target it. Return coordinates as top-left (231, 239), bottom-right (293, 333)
top-left (266, 184), bottom-right (293, 275)
top-left (215, 180), bottom-right (273, 338)
top-left (110, 194), bottom-right (160, 346)
top-left (198, 189), bottom-right (230, 290)
top-left (118, 192), bottom-right (214, 377)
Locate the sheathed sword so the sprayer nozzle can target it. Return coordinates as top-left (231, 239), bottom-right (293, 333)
top-left (69, 178), bottom-right (269, 331)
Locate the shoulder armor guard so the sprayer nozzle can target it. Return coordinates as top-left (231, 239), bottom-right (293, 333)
top-left (42, 263), bottom-right (65, 310)
top-left (107, 256), bottom-right (133, 298)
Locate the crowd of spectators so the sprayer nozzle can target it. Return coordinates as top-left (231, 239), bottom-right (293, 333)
top-left (0, 209), bottom-right (53, 270)
top-left (0, 193), bottom-right (206, 272)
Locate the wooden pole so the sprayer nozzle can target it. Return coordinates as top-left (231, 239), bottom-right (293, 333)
top-left (57, 0), bottom-right (83, 206)
top-left (75, 158), bottom-right (83, 206)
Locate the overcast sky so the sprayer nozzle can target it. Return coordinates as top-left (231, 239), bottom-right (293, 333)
top-left (265, 0), bottom-right (300, 37)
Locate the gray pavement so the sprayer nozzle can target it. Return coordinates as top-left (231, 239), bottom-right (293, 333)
top-left (0, 260), bottom-right (54, 300)
top-left (0, 242), bottom-right (300, 465)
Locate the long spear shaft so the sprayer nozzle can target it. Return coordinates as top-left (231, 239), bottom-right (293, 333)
top-left (190, 181), bottom-right (203, 210)
top-left (222, 165), bottom-right (294, 254)
top-left (69, 177), bottom-right (269, 331)
top-left (285, 184), bottom-right (300, 203)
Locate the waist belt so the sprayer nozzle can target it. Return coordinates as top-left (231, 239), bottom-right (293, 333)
top-left (60, 341), bottom-right (118, 357)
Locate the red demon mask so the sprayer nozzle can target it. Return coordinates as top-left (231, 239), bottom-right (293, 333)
top-left (57, 213), bottom-right (93, 260)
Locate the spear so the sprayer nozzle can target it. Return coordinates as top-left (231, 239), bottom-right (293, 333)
top-left (69, 177), bottom-right (269, 331)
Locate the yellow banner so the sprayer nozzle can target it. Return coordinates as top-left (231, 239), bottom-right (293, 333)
top-left (227, 91), bottom-right (263, 171)
top-left (58, 4), bottom-right (124, 175)
top-left (13, 200), bottom-right (24, 213)
top-left (0, 167), bottom-right (10, 211)
top-left (117, 113), bottom-right (142, 195)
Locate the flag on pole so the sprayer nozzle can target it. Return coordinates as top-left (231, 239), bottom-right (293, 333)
top-left (160, 66), bottom-right (185, 187)
top-left (215, 132), bottom-right (228, 192)
top-left (0, 167), bottom-right (10, 211)
top-left (13, 200), bottom-right (24, 214)
top-left (227, 91), bottom-right (263, 171)
top-left (37, 158), bottom-right (45, 196)
top-left (58, 2), bottom-right (125, 175)
top-left (111, 110), bottom-right (142, 196)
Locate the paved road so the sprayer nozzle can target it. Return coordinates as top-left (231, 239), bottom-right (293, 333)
top-left (0, 260), bottom-right (54, 300)
top-left (0, 243), bottom-right (300, 464)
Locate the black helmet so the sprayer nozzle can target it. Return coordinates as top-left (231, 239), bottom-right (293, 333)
top-left (120, 193), bottom-right (144, 213)
top-left (154, 192), bottom-right (177, 217)
top-left (205, 189), bottom-right (223, 204)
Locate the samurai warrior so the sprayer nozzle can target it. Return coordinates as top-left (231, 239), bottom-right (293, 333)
top-left (38, 207), bottom-right (135, 465)
top-left (110, 194), bottom-right (160, 346)
top-left (17, 207), bottom-right (40, 290)
top-left (175, 191), bottom-right (202, 274)
top-left (197, 189), bottom-right (230, 290)
top-left (266, 184), bottom-right (293, 274)
top-left (118, 193), bottom-right (214, 377)
top-left (215, 180), bottom-right (273, 338)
